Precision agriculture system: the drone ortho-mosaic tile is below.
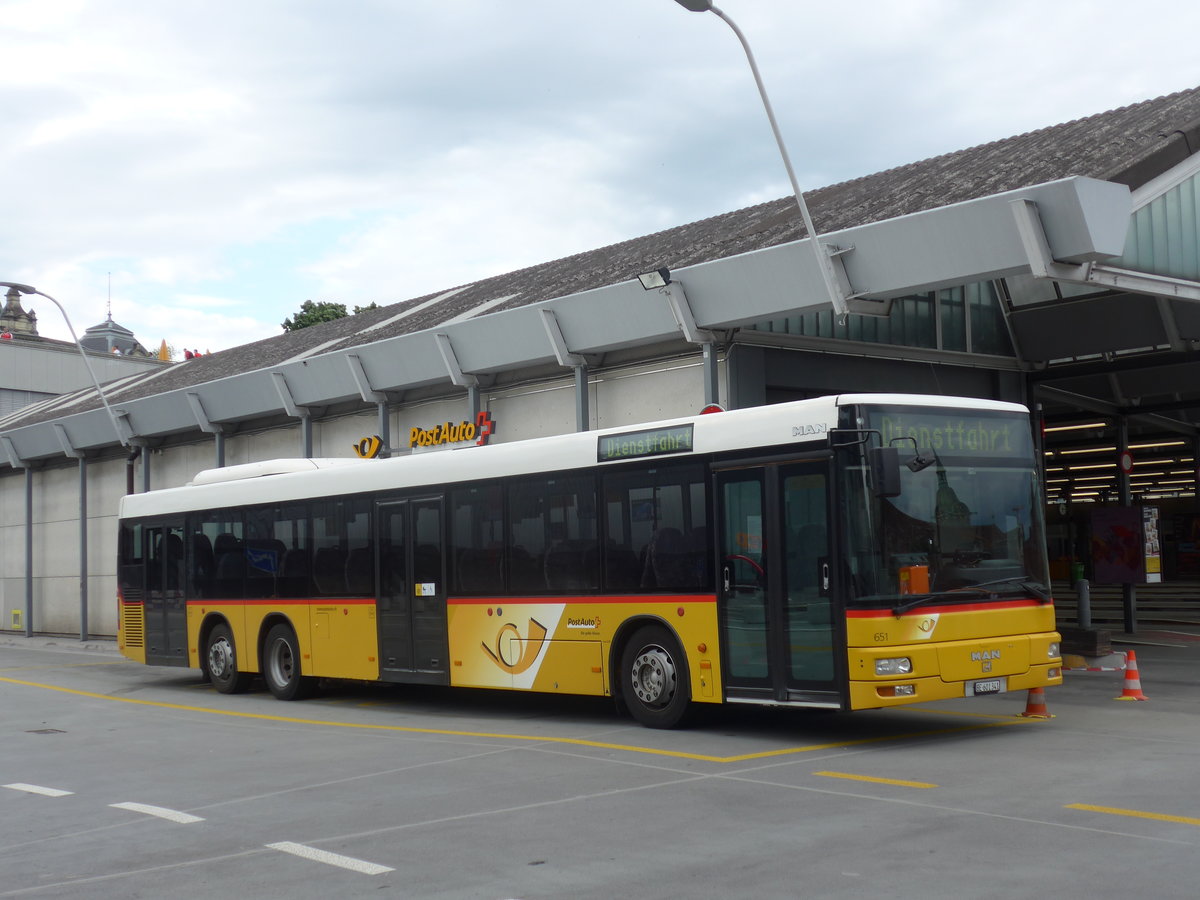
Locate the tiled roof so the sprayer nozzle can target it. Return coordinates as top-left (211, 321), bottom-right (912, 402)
top-left (7, 85), bottom-right (1200, 430)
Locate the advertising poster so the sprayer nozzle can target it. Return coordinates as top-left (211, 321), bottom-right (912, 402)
top-left (1143, 507), bottom-right (1162, 584)
top-left (1090, 507), bottom-right (1143, 584)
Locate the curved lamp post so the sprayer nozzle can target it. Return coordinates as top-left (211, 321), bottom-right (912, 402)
top-left (0, 281), bottom-right (128, 446)
top-left (671, 1), bottom-right (849, 316)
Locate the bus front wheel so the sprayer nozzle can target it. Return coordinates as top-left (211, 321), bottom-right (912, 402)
top-left (263, 623), bottom-right (317, 701)
top-left (620, 625), bottom-right (690, 729)
top-left (205, 623), bottom-right (250, 694)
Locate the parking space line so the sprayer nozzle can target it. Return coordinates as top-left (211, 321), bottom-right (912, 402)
top-left (1066, 803), bottom-right (1200, 827)
top-left (3, 782), bottom-right (73, 797)
top-left (2, 674), bottom-right (1038, 764)
top-left (109, 801), bottom-right (204, 824)
top-left (266, 841), bottom-right (394, 875)
top-left (813, 771), bottom-right (937, 789)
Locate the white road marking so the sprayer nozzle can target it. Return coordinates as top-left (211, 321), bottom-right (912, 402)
top-left (3, 783), bottom-right (73, 797)
top-left (266, 841), bottom-right (394, 875)
top-left (109, 801), bottom-right (204, 824)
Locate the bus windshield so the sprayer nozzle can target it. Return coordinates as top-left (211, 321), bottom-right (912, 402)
top-left (839, 405), bottom-right (1050, 607)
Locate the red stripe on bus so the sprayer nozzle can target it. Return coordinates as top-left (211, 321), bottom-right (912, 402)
top-left (847, 599), bottom-right (1046, 617)
top-left (183, 597), bottom-right (378, 606)
top-left (447, 594), bottom-right (716, 606)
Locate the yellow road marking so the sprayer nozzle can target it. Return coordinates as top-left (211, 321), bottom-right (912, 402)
top-left (0, 674), bottom-right (1037, 765)
top-left (0, 661), bottom-right (126, 672)
top-left (814, 770), bottom-right (937, 789)
top-left (1066, 804), bottom-right (1200, 827)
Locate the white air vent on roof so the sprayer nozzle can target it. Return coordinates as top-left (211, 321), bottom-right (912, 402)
top-left (188, 458), bottom-right (367, 486)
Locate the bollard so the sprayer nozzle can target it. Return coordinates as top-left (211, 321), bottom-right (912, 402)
top-left (1075, 578), bottom-right (1091, 629)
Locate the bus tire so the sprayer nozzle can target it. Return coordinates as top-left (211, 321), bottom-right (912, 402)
top-left (263, 623), bottom-right (316, 701)
top-left (620, 624), bottom-right (690, 729)
top-left (206, 622), bottom-right (251, 694)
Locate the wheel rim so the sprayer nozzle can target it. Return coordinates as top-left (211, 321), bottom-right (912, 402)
top-left (268, 638), bottom-right (294, 687)
top-left (208, 637), bottom-right (233, 680)
top-left (630, 644), bottom-right (677, 708)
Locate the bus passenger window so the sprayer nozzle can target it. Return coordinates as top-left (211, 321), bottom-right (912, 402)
top-left (507, 474), bottom-right (598, 594)
top-left (451, 484), bottom-right (504, 595)
top-left (603, 463), bottom-right (708, 592)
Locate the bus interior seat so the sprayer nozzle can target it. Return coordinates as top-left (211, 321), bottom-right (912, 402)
top-left (544, 540), bottom-right (597, 591)
top-left (508, 546), bottom-right (540, 594)
top-left (245, 538), bottom-right (286, 597)
top-left (344, 546), bottom-right (374, 596)
top-left (313, 546), bottom-right (347, 595)
top-left (280, 547), bottom-right (310, 597)
top-left (641, 527), bottom-right (689, 590)
top-left (457, 548), bottom-right (501, 593)
top-left (604, 543), bottom-right (640, 591)
top-left (189, 533), bottom-right (215, 596)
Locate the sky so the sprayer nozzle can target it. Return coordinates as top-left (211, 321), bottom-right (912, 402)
top-left (3, 0), bottom-right (1199, 355)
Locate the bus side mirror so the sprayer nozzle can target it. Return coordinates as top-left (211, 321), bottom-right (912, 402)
top-left (869, 446), bottom-right (901, 498)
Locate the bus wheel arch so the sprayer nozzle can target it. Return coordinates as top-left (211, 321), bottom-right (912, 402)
top-left (202, 617), bottom-right (251, 694)
top-left (260, 619), bottom-right (317, 701)
top-left (614, 618), bottom-right (691, 729)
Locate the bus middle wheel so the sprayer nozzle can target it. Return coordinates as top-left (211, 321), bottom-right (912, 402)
top-left (620, 625), bottom-right (690, 729)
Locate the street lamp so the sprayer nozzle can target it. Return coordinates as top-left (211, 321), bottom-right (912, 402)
top-left (671, 1), bottom-right (850, 316)
top-left (0, 282), bottom-right (128, 446)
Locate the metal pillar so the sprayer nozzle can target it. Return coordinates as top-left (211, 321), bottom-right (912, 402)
top-left (79, 456), bottom-right (88, 641)
top-left (24, 467), bottom-right (33, 638)
top-left (1118, 417), bottom-right (1136, 634)
top-left (301, 415), bottom-right (313, 459)
top-left (702, 343), bottom-right (720, 408)
top-left (377, 402), bottom-right (391, 457)
top-left (467, 384), bottom-right (481, 421)
top-left (141, 446), bottom-right (151, 493)
top-left (215, 430), bottom-right (226, 468)
top-left (574, 365), bottom-right (590, 432)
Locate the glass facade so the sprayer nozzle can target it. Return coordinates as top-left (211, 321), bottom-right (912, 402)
top-left (749, 281), bottom-right (1013, 357)
top-left (1113, 169), bottom-right (1200, 280)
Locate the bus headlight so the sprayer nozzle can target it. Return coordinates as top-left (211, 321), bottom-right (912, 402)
top-left (875, 657), bottom-right (912, 676)
top-left (1048, 642), bottom-right (1060, 659)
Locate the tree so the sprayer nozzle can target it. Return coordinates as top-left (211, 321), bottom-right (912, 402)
top-left (353, 302), bottom-right (379, 314)
top-left (281, 300), bottom-right (349, 331)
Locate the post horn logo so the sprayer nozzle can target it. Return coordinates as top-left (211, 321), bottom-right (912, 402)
top-left (352, 435), bottom-right (384, 458)
top-left (482, 617), bottom-right (548, 675)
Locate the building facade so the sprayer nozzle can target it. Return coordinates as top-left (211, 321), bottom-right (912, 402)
top-left (5, 86), bottom-right (1200, 637)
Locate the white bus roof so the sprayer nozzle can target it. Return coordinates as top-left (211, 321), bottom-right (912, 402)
top-left (119, 393), bottom-right (1029, 520)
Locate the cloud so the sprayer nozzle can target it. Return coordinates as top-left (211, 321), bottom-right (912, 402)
top-left (2, 0), bottom-right (1200, 355)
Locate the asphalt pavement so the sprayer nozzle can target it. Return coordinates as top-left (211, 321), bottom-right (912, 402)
top-left (3, 632), bottom-right (1200, 898)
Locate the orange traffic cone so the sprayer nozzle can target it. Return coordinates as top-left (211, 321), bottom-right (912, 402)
top-left (1018, 686), bottom-right (1053, 718)
top-left (1114, 650), bottom-right (1149, 701)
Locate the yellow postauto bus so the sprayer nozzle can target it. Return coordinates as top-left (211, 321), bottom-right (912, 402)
top-left (116, 393), bottom-right (1062, 728)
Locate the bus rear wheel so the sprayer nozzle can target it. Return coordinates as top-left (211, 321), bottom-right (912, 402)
top-left (620, 625), bottom-right (690, 729)
top-left (205, 623), bottom-right (250, 694)
top-left (263, 624), bottom-right (317, 701)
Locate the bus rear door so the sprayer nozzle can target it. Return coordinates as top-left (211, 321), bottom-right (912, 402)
top-left (376, 497), bottom-right (449, 683)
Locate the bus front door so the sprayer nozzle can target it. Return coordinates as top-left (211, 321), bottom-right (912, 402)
top-left (716, 462), bottom-right (841, 706)
top-left (376, 497), bottom-right (449, 684)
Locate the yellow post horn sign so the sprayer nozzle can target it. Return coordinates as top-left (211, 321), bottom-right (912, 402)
top-left (353, 435), bottom-right (384, 458)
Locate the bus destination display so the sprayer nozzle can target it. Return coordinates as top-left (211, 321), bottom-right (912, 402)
top-left (598, 424), bottom-right (694, 462)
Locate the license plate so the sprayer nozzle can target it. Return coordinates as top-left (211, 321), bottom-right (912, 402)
top-left (966, 677), bottom-right (1005, 696)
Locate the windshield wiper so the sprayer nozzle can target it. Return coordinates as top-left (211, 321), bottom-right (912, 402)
top-left (891, 576), bottom-right (1049, 616)
top-left (965, 575), bottom-right (1051, 600)
top-left (892, 588), bottom-right (991, 616)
